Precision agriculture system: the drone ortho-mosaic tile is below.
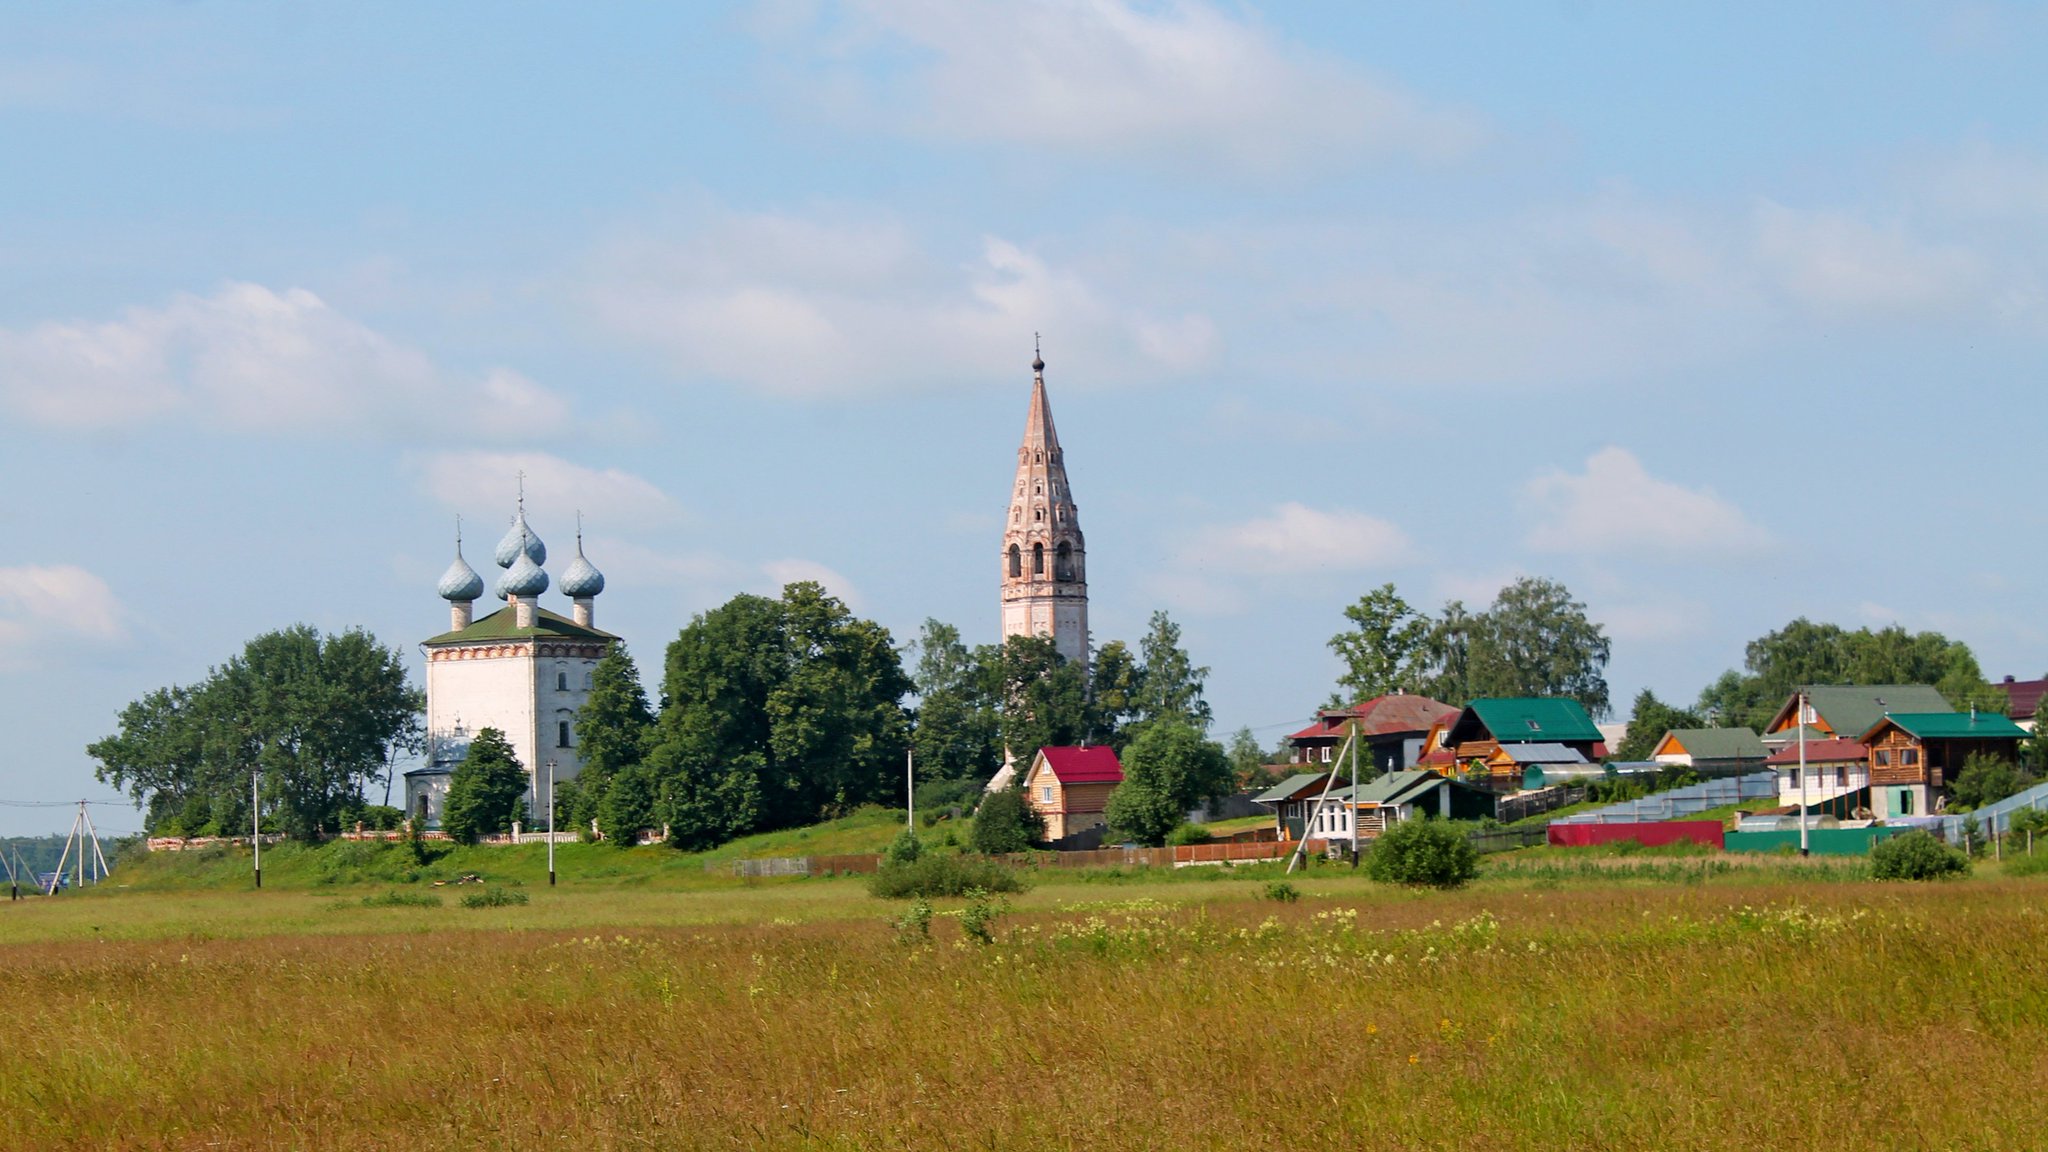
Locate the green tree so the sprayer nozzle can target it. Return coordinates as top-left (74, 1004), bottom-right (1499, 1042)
top-left (1696, 618), bottom-right (2003, 728)
top-left (90, 625), bottom-right (422, 839)
top-left (1414, 600), bottom-right (1478, 706)
top-left (1614, 689), bottom-right (1705, 762)
top-left (1466, 577), bottom-right (1612, 719)
top-left (909, 619), bottom-right (1002, 782)
top-left (655, 582), bottom-right (912, 838)
top-left (441, 728), bottom-right (528, 844)
top-left (598, 763), bottom-right (658, 846)
top-left (1950, 753), bottom-right (2036, 810)
top-left (572, 644), bottom-right (655, 815)
top-left (969, 787), bottom-right (1044, 854)
top-left (1225, 725), bottom-right (1278, 790)
top-left (1327, 583), bottom-right (1431, 706)
top-left (1134, 611), bottom-right (1212, 733)
top-left (982, 634), bottom-right (1090, 758)
top-left (1086, 639), bottom-right (1143, 747)
top-left (1364, 818), bottom-right (1478, 888)
top-left (1104, 719), bottom-right (1233, 846)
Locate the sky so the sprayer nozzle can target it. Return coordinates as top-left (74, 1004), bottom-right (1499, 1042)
top-left (6, 1), bottom-right (2048, 834)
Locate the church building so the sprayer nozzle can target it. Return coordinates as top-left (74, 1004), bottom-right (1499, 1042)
top-left (405, 499), bottom-right (617, 829)
top-left (1000, 348), bottom-right (1089, 671)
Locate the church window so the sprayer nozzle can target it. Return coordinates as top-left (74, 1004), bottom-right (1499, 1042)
top-left (557, 721), bottom-right (573, 749)
top-left (1035, 483), bottom-right (1042, 494)
top-left (556, 671), bottom-right (568, 691)
top-left (1035, 509), bottom-right (1043, 521)
top-left (1055, 541), bottom-right (1073, 581)
top-left (1033, 543), bottom-right (1045, 575)
top-left (1008, 545), bottom-right (1022, 578)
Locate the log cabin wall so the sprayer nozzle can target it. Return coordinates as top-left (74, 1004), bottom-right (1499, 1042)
top-left (1867, 728), bottom-right (1928, 788)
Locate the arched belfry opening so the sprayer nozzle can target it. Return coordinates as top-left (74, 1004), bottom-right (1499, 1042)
top-left (1008, 544), bottom-right (1022, 578)
top-left (1055, 541), bottom-right (1073, 582)
top-left (1032, 542), bottom-right (1045, 575)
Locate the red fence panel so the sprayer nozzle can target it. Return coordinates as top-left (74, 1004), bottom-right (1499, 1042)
top-left (1546, 821), bottom-right (1724, 850)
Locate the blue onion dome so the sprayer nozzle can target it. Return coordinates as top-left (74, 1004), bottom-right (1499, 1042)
top-left (494, 510), bottom-right (546, 569)
top-left (497, 545), bottom-right (549, 599)
top-left (437, 547), bottom-right (485, 602)
top-left (560, 536), bottom-right (605, 598)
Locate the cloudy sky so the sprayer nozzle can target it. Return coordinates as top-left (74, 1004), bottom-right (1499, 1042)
top-left (6, 2), bottom-right (2047, 833)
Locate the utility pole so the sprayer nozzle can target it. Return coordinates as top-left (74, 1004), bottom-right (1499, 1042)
top-left (546, 759), bottom-right (557, 887)
top-left (252, 772), bottom-right (262, 889)
top-left (1797, 689), bottom-right (1810, 857)
top-left (906, 748), bottom-right (915, 832)
top-left (1287, 730), bottom-right (1356, 875)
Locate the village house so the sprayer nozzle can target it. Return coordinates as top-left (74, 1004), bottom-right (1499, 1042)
top-left (1252, 768), bottom-right (1496, 841)
top-left (1759, 684), bottom-right (1951, 751)
top-left (1650, 728), bottom-right (1768, 776)
top-left (1764, 737), bottom-right (1870, 813)
top-left (1285, 693), bottom-right (1461, 774)
top-left (1438, 698), bottom-right (1606, 791)
top-left (1019, 746), bottom-right (1124, 842)
top-left (1856, 711), bottom-right (2028, 819)
top-left (1254, 772), bottom-right (1351, 840)
top-left (1995, 675), bottom-right (2048, 732)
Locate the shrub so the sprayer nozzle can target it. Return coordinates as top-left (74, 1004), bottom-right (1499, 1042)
top-left (970, 788), bottom-right (1044, 854)
top-left (868, 854), bottom-right (1025, 899)
top-left (2003, 849), bottom-right (2048, 878)
top-left (1165, 823), bottom-right (1213, 847)
top-left (1263, 880), bottom-right (1300, 903)
top-left (959, 888), bottom-right (1007, 945)
top-left (892, 897), bottom-right (934, 944)
top-left (2010, 806), bottom-right (2048, 837)
top-left (459, 886), bottom-right (531, 908)
top-left (1952, 753), bottom-right (2036, 810)
top-left (1365, 818), bottom-right (1479, 888)
top-left (1870, 830), bottom-right (1970, 881)
top-left (883, 827), bottom-right (923, 866)
top-left (361, 889), bottom-right (441, 908)
top-left (913, 776), bottom-right (984, 817)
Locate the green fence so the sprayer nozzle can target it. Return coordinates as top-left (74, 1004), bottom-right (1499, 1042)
top-left (1724, 826), bottom-right (1910, 856)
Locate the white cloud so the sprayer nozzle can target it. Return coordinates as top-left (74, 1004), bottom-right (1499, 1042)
top-left (585, 206), bottom-right (1216, 396)
top-left (761, 559), bottom-right (865, 608)
top-left (1522, 447), bottom-right (1770, 560)
top-left (1189, 502), bottom-right (1416, 573)
top-left (0, 283), bottom-right (569, 436)
top-left (1597, 599), bottom-right (1707, 644)
top-left (1751, 200), bottom-right (1987, 314)
top-left (420, 451), bottom-right (679, 535)
top-left (766, 0), bottom-right (1482, 172)
top-left (0, 566), bottom-right (127, 665)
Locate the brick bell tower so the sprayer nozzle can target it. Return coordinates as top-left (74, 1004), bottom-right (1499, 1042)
top-left (1000, 343), bottom-right (1089, 672)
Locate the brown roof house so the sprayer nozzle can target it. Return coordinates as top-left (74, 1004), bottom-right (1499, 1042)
top-left (1286, 693), bottom-right (1460, 774)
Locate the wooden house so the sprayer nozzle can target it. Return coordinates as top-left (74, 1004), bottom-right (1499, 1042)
top-left (1763, 737), bottom-right (1869, 812)
top-left (1253, 771), bottom-right (1351, 840)
top-left (1342, 770), bottom-right (1497, 835)
top-left (1020, 746), bottom-right (1124, 841)
top-left (1650, 728), bottom-right (1767, 775)
top-left (1483, 743), bottom-right (1593, 790)
top-left (1760, 685), bottom-right (1950, 749)
top-left (1995, 675), bottom-right (2048, 733)
top-left (1285, 694), bottom-right (1460, 774)
top-left (1440, 698), bottom-right (1605, 790)
top-left (1854, 712), bottom-right (2027, 819)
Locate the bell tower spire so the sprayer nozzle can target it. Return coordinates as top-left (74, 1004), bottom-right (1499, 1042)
top-left (1001, 341), bottom-right (1089, 671)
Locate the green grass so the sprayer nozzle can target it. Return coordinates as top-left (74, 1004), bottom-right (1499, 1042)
top-left (1193, 814), bottom-right (1272, 835)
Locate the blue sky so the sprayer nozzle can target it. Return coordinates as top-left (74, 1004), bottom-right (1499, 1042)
top-left (6, 1), bottom-right (2048, 834)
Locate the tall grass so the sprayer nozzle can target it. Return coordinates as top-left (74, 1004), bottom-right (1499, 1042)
top-left (1, 877), bottom-right (2045, 1148)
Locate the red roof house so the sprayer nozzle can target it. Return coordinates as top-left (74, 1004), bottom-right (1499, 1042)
top-left (1021, 746), bottom-right (1125, 842)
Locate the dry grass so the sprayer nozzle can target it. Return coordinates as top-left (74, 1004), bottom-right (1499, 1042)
top-left (2, 869), bottom-right (2046, 1150)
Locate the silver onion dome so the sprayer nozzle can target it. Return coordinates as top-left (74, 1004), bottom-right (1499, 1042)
top-left (497, 546), bottom-right (549, 599)
top-left (494, 510), bottom-right (546, 569)
top-left (437, 548), bottom-right (485, 602)
top-left (560, 536), bottom-right (605, 598)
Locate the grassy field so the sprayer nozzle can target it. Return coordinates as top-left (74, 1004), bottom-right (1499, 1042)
top-left (3, 843), bottom-right (2047, 1150)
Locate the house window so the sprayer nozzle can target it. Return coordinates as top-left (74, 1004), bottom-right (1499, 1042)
top-left (1874, 750), bottom-right (1890, 767)
top-left (1902, 748), bottom-right (1919, 767)
top-left (1788, 768), bottom-right (1800, 788)
top-left (557, 721), bottom-right (572, 748)
top-left (1040, 786), bottom-right (1053, 803)
top-left (1836, 765), bottom-right (1848, 786)
top-left (1321, 746), bottom-right (1332, 763)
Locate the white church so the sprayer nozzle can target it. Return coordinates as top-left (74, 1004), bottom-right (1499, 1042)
top-left (404, 499), bottom-right (618, 829)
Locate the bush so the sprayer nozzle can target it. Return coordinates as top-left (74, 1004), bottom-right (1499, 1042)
top-left (1263, 880), bottom-right (1300, 903)
top-left (2003, 849), bottom-right (2048, 878)
top-left (459, 886), bottom-right (531, 908)
top-left (913, 776), bottom-right (984, 817)
top-left (1364, 818), bottom-right (1479, 888)
top-left (959, 888), bottom-right (1007, 945)
top-left (1870, 830), bottom-right (1970, 881)
top-left (2010, 806), bottom-right (2048, 837)
top-left (1952, 753), bottom-right (2037, 810)
top-left (360, 889), bottom-right (441, 908)
top-left (883, 827), bottom-right (923, 866)
top-left (868, 854), bottom-right (1025, 899)
top-left (970, 788), bottom-right (1044, 854)
top-left (1165, 823), bottom-right (1213, 847)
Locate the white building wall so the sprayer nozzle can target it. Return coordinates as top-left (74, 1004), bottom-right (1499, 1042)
top-left (423, 643), bottom-right (603, 823)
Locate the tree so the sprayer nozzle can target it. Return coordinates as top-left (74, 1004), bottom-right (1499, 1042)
top-left (1951, 753), bottom-right (2036, 810)
top-left (90, 625), bottom-right (422, 839)
top-left (970, 787), bottom-right (1044, 854)
top-left (441, 728), bottom-right (528, 844)
top-left (1613, 689), bottom-right (1704, 762)
top-left (909, 619), bottom-right (1002, 782)
top-left (1086, 639), bottom-right (1142, 747)
top-left (1414, 600), bottom-right (1478, 706)
top-left (1466, 577), bottom-right (1612, 719)
top-left (1134, 611), bottom-right (1212, 734)
top-left (573, 644), bottom-right (655, 814)
top-left (1364, 817), bottom-right (1478, 888)
top-left (1327, 584), bottom-right (1431, 706)
top-left (1226, 726), bottom-right (1280, 790)
top-left (1104, 719), bottom-right (1233, 846)
top-left (982, 634), bottom-right (1090, 758)
top-left (597, 763), bottom-right (658, 846)
top-left (1697, 618), bottom-right (2002, 729)
top-left (655, 582), bottom-right (913, 839)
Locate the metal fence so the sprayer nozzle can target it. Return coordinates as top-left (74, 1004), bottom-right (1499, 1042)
top-left (1552, 771), bottom-right (1777, 825)
top-left (1495, 786), bottom-right (1587, 825)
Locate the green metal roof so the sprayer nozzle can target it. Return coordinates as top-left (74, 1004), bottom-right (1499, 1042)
top-left (1862, 712), bottom-right (2027, 742)
top-left (1783, 685), bottom-right (1952, 740)
top-left (1452, 698), bottom-right (1603, 745)
top-left (424, 605), bottom-right (619, 646)
top-left (1252, 772), bottom-right (1340, 804)
top-left (1661, 727), bottom-right (1766, 761)
top-left (1349, 770), bottom-right (1442, 807)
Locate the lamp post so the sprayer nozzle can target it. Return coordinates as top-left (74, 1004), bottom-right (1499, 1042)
top-left (252, 771), bottom-right (262, 889)
top-left (546, 759), bottom-right (557, 887)
top-left (1797, 690), bottom-right (1810, 857)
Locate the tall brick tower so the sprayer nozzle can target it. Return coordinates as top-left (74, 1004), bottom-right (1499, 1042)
top-left (1000, 346), bottom-right (1089, 672)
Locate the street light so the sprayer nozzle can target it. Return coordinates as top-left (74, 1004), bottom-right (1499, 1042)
top-left (546, 759), bottom-right (557, 887)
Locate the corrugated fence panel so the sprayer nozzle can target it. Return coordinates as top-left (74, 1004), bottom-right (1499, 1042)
top-left (1547, 821), bottom-right (1725, 850)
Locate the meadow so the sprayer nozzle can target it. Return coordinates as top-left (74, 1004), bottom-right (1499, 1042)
top-left (2, 845), bottom-right (2045, 1150)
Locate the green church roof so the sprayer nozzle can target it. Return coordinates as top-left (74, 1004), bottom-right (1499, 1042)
top-left (424, 605), bottom-right (618, 646)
